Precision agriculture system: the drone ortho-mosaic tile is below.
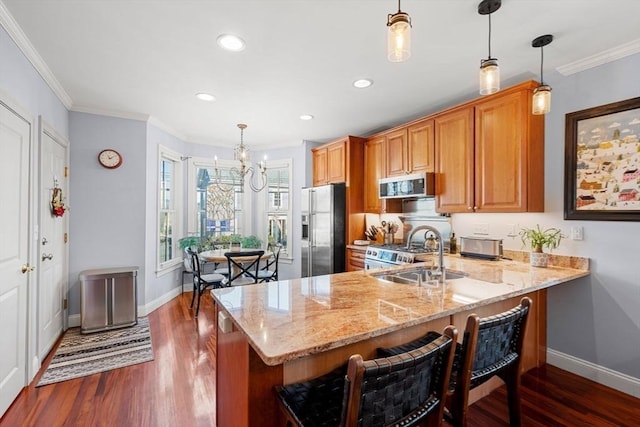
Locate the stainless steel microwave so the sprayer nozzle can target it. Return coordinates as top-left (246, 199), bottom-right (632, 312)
top-left (378, 172), bottom-right (435, 199)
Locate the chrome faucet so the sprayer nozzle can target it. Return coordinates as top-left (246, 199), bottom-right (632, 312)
top-left (406, 225), bottom-right (445, 278)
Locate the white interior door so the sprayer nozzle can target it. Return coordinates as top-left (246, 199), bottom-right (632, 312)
top-left (0, 101), bottom-right (31, 416)
top-left (38, 123), bottom-right (68, 360)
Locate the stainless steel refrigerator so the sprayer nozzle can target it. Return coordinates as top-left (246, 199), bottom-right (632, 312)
top-left (301, 183), bottom-right (346, 277)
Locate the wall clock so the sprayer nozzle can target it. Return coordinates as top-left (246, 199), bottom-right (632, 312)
top-left (98, 149), bottom-right (123, 169)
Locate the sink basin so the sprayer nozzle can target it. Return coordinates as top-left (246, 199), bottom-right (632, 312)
top-left (373, 267), bottom-right (467, 285)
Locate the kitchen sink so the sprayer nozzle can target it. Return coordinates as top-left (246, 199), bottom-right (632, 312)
top-left (373, 267), bottom-right (467, 285)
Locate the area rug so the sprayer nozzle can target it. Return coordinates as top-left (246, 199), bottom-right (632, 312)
top-left (37, 317), bottom-right (154, 387)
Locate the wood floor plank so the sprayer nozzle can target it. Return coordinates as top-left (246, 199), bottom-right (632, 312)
top-left (2, 293), bottom-right (639, 426)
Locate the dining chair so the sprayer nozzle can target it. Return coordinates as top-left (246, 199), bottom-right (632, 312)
top-left (224, 250), bottom-right (265, 285)
top-left (276, 325), bottom-right (457, 427)
top-left (377, 297), bottom-right (532, 427)
top-left (257, 243), bottom-right (281, 283)
top-left (181, 247), bottom-right (194, 294)
top-left (188, 248), bottom-right (225, 316)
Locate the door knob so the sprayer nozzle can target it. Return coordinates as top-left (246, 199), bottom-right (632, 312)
top-left (42, 253), bottom-right (54, 261)
top-left (21, 264), bottom-right (35, 273)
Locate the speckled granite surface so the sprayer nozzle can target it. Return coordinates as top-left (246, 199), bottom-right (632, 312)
top-left (211, 253), bottom-right (589, 366)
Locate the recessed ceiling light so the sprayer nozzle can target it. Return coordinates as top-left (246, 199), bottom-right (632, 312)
top-left (217, 34), bottom-right (246, 52)
top-left (300, 114), bottom-right (314, 121)
top-left (196, 93), bottom-right (216, 102)
top-left (353, 78), bottom-right (373, 89)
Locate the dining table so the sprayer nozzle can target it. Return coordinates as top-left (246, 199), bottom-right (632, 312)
top-left (199, 248), bottom-right (273, 284)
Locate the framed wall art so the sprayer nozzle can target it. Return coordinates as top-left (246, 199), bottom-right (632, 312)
top-left (564, 96), bottom-right (640, 221)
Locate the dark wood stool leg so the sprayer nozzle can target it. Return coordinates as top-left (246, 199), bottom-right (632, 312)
top-left (501, 366), bottom-right (522, 427)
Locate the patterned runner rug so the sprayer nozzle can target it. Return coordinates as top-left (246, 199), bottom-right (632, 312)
top-left (37, 317), bottom-right (154, 387)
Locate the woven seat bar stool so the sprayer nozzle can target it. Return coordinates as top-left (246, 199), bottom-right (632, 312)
top-left (276, 325), bottom-right (458, 427)
top-left (377, 297), bottom-right (532, 427)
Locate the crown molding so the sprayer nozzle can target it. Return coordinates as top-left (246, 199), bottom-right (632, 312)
top-left (0, 1), bottom-right (73, 109)
top-left (147, 116), bottom-right (188, 141)
top-left (557, 38), bottom-right (640, 76)
top-left (70, 105), bottom-right (150, 122)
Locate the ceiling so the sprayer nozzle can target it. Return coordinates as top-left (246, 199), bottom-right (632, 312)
top-left (2, 0), bottom-right (639, 148)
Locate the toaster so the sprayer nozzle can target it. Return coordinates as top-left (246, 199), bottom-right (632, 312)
top-left (459, 236), bottom-right (503, 260)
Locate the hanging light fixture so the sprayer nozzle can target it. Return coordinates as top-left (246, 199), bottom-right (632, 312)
top-left (387, 0), bottom-right (412, 62)
top-left (211, 124), bottom-right (267, 193)
top-left (531, 34), bottom-right (554, 115)
top-left (478, 0), bottom-right (501, 95)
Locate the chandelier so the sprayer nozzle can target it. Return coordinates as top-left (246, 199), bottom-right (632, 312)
top-left (211, 123), bottom-right (267, 193)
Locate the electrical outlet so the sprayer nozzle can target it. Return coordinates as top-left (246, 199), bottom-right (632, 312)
top-left (473, 223), bottom-right (490, 235)
top-left (571, 226), bottom-right (583, 241)
top-left (507, 223), bottom-right (517, 237)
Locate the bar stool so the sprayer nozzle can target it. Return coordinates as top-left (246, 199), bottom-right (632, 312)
top-left (276, 325), bottom-right (458, 427)
top-left (378, 297), bottom-right (532, 427)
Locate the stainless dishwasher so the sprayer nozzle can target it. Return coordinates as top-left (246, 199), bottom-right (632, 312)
top-left (79, 266), bottom-right (139, 333)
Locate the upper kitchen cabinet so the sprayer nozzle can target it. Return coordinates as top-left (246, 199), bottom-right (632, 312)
top-left (385, 119), bottom-right (435, 177)
top-left (311, 136), bottom-right (366, 246)
top-left (435, 106), bottom-right (475, 212)
top-left (435, 81), bottom-right (544, 213)
top-left (312, 139), bottom-right (346, 185)
top-left (364, 136), bottom-right (401, 213)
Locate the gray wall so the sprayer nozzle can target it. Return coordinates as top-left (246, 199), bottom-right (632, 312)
top-left (452, 52), bottom-right (640, 379)
top-left (68, 112), bottom-right (147, 311)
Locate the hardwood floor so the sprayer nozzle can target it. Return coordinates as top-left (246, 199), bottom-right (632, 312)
top-left (1, 293), bottom-right (218, 427)
top-left (2, 293), bottom-right (639, 426)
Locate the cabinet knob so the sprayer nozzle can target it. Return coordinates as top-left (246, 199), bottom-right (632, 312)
top-left (467, 206), bottom-right (473, 211)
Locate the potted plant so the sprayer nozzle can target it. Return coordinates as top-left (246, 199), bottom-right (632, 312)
top-left (518, 225), bottom-right (564, 267)
top-left (178, 236), bottom-right (201, 251)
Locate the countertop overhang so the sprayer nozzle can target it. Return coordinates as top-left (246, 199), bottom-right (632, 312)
top-left (211, 253), bottom-right (589, 366)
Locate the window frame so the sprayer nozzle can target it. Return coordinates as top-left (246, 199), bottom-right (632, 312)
top-left (258, 158), bottom-right (293, 261)
top-left (157, 145), bottom-right (183, 273)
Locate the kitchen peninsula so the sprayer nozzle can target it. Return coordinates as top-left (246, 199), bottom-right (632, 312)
top-left (212, 253), bottom-right (589, 427)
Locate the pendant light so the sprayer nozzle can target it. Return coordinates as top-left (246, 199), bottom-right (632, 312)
top-left (478, 0), bottom-right (501, 95)
top-left (387, 0), bottom-right (412, 62)
top-left (532, 34), bottom-right (554, 115)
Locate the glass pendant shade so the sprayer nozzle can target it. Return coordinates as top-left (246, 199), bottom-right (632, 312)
top-left (531, 34), bottom-right (554, 115)
top-left (479, 59), bottom-right (500, 95)
top-left (387, 12), bottom-right (411, 62)
top-left (532, 85), bottom-right (551, 115)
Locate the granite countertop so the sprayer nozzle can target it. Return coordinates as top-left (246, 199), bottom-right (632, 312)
top-left (211, 252), bottom-right (589, 366)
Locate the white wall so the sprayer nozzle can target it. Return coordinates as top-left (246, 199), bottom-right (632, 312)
top-left (451, 52), bottom-right (640, 381)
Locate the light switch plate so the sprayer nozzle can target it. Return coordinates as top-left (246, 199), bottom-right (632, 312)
top-left (571, 226), bottom-right (584, 241)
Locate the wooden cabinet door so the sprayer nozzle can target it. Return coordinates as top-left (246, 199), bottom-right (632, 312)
top-left (385, 129), bottom-right (408, 177)
top-left (364, 137), bottom-right (384, 213)
top-left (312, 147), bottom-right (328, 186)
top-left (474, 90), bottom-right (528, 212)
top-left (327, 140), bottom-right (346, 183)
top-left (408, 119), bottom-right (435, 173)
top-left (435, 107), bottom-right (474, 213)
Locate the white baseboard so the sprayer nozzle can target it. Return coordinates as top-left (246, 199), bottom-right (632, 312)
top-left (547, 348), bottom-right (640, 398)
top-left (139, 287), bottom-right (182, 317)
top-left (68, 313), bottom-right (80, 328)
top-left (66, 286), bottom-right (189, 328)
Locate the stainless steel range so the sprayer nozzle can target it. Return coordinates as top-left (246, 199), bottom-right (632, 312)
top-left (365, 244), bottom-right (432, 269)
top-left (364, 198), bottom-right (451, 270)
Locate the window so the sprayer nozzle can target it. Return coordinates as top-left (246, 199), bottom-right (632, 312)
top-left (263, 159), bottom-right (292, 259)
top-left (188, 158), bottom-right (252, 243)
top-left (158, 146), bottom-right (182, 271)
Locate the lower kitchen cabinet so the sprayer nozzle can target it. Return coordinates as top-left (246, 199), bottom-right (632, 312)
top-left (346, 246), bottom-right (367, 271)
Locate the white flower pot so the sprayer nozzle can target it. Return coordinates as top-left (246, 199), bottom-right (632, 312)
top-left (530, 252), bottom-right (549, 268)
